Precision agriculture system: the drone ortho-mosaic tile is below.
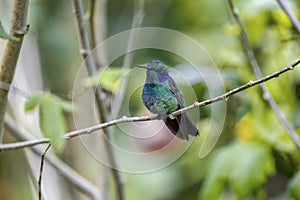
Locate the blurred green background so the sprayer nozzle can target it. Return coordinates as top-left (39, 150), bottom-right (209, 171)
top-left (0, 0), bottom-right (300, 199)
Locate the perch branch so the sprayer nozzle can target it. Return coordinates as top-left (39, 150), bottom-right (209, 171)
top-left (228, 0), bottom-right (300, 148)
top-left (1, 59), bottom-right (299, 151)
top-left (71, 0), bottom-right (124, 199)
top-left (0, 0), bottom-right (29, 142)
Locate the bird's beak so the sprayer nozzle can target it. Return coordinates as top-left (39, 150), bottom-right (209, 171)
top-left (137, 65), bottom-right (150, 69)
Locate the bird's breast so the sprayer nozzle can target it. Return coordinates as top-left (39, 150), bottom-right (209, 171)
top-left (142, 83), bottom-right (178, 114)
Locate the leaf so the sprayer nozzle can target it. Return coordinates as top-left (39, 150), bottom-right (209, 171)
top-left (0, 21), bottom-right (19, 41)
top-left (25, 94), bottom-right (42, 112)
top-left (25, 93), bottom-right (73, 152)
top-left (229, 143), bottom-right (274, 198)
top-left (235, 111), bottom-right (298, 154)
top-left (84, 67), bottom-right (129, 93)
top-left (288, 172), bottom-right (300, 199)
top-left (39, 99), bottom-right (66, 152)
top-left (199, 141), bottom-right (275, 200)
top-left (51, 95), bottom-right (74, 112)
top-left (198, 149), bottom-right (230, 200)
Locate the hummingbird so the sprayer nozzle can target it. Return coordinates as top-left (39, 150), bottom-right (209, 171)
top-left (138, 60), bottom-right (199, 140)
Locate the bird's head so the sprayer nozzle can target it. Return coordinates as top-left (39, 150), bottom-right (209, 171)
top-left (138, 60), bottom-right (169, 75)
top-left (138, 60), bottom-right (170, 83)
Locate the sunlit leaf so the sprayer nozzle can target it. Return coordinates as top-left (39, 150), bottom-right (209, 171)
top-left (223, 23), bottom-right (240, 36)
top-left (235, 110), bottom-right (298, 154)
top-left (235, 113), bottom-right (258, 142)
top-left (84, 67), bottom-right (129, 93)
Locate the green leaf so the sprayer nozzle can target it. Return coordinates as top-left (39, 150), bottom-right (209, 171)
top-left (0, 21), bottom-right (19, 41)
top-left (25, 94), bottom-right (42, 112)
top-left (288, 172), bottom-right (300, 199)
top-left (229, 144), bottom-right (274, 198)
top-left (198, 150), bottom-right (229, 200)
top-left (25, 93), bottom-right (73, 152)
top-left (199, 141), bottom-right (275, 200)
top-left (84, 67), bottom-right (129, 93)
top-left (39, 98), bottom-right (66, 152)
top-left (51, 95), bottom-right (74, 112)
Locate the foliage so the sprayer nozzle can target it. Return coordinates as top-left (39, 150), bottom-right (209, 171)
top-left (0, 21), bottom-right (19, 41)
top-left (199, 141), bottom-right (275, 199)
top-left (288, 171), bottom-right (300, 199)
top-left (84, 67), bottom-right (129, 93)
top-left (0, 0), bottom-right (300, 199)
top-left (25, 93), bottom-right (73, 152)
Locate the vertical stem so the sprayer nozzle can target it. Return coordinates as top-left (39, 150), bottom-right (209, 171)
top-left (71, 0), bottom-right (125, 199)
top-left (228, 0), bottom-right (300, 148)
top-left (92, 0), bottom-right (108, 67)
top-left (111, 0), bottom-right (144, 118)
top-left (38, 144), bottom-right (51, 200)
top-left (0, 0), bottom-right (29, 142)
top-left (87, 0), bottom-right (96, 47)
top-left (276, 0), bottom-right (300, 33)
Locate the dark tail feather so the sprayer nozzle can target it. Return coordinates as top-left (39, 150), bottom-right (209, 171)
top-left (165, 113), bottom-right (199, 140)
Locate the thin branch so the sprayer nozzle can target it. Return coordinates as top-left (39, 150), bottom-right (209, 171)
top-left (122, 0), bottom-right (144, 68)
top-left (4, 115), bottom-right (103, 200)
top-left (0, 138), bottom-right (50, 150)
top-left (111, 0), bottom-right (145, 118)
top-left (38, 144), bottom-right (51, 200)
top-left (87, 0), bottom-right (96, 47)
top-left (1, 59), bottom-right (300, 151)
top-left (71, 0), bottom-right (97, 74)
top-left (91, 0), bottom-right (108, 67)
top-left (170, 59), bottom-right (300, 117)
top-left (70, 0), bottom-right (124, 199)
top-left (228, 0), bottom-right (300, 148)
top-left (276, 0), bottom-right (300, 33)
top-left (0, 0), bottom-right (29, 142)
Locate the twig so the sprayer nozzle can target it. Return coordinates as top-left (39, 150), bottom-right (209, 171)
top-left (87, 0), bottom-right (96, 47)
top-left (0, 138), bottom-right (50, 150)
top-left (4, 115), bottom-right (103, 200)
top-left (1, 59), bottom-right (299, 151)
top-left (0, 0), bottom-right (29, 142)
top-left (91, 0), bottom-right (108, 67)
top-left (70, 0), bottom-right (124, 199)
top-left (38, 144), bottom-right (51, 200)
top-left (71, 0), bottom-right (97, 74)
top-left (276, 0), bottom-right (300, 33)
top-left (228, 0), bottom-right (300, 148)
top-left (122, 0), bottom-right (144, 68)
top-left (111, 0), bottom-right (145, 118)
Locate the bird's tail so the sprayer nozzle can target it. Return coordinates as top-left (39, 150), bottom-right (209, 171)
top-left (165, 113), bottom-right (199, 140)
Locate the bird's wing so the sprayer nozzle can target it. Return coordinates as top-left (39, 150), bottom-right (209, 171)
top-left (167, 76), bottom-right (199, 140)
top-left (168, 76), bottom-right (186, 108)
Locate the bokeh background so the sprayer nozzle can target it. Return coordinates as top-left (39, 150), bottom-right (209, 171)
top-left (0, 0), bottom-right (300, 199)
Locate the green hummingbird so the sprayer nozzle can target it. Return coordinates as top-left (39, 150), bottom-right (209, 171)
top-left (138, 60), bottom-right (199, 140)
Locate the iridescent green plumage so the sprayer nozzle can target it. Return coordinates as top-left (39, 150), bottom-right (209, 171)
top-left (139, 60), bottom-right (199, 140)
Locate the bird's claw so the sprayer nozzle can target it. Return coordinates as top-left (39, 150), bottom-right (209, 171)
top-left (168, 113), bottom-right (175, 119)
top-left (158, 114), bottom-right (168, 120)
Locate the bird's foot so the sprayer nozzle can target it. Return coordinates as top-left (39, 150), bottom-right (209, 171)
top-left (157, 114), bottom-right (168, 120)
top-left (167, 113), bottom-right (175, 119)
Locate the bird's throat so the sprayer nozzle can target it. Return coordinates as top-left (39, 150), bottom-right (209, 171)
top-left (157, 73), bottom-right (169, 82)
